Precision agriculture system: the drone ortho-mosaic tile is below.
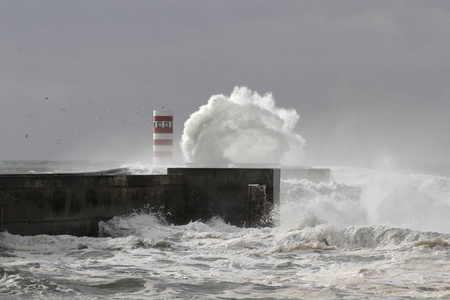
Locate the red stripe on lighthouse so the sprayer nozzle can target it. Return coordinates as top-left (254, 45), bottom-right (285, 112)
top-left (153, 128), bottom-right (173, 134)
top-left (153, 139), bottom-right (173, 146)
top-left (153, 116), bottom-right (173, 121)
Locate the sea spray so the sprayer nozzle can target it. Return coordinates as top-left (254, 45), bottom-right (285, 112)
top-left (2, 165), bottom-right (450, 299)
top-left (359, 171), bottom-right (450, 233)
top-left (279, 179), bottom-right (365, 230)
top-left (180, 86), bottom-right (305, 165)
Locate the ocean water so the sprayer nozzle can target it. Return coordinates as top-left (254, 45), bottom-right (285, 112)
top-left (1, 161), bottom-right (450, 299)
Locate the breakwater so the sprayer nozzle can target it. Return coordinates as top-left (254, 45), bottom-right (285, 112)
top-left (0, 168), bottom-right (281, 236)
top-left (0, 173), bottom-right (184, 236)
top-left (0, 167), bottom-right (330, 237)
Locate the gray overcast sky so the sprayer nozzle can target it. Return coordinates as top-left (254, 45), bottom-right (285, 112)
top-left (1, 0), bottom-right (449, 166)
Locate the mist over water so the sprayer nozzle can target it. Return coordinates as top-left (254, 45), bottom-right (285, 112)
top-left (280, 167), bottom-right (450, 235)
top-left (359, 171), bottom-right (450, 233)
top-left (1, 162), bottom-right (450, 299)
top-left (180, 86), bottom-right (305, 166)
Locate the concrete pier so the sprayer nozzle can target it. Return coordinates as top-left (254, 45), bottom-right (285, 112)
top-left (0, 168), bottom-right (280, 236)
top-left (168, 168), bottom-right (280, 227)
top-left (0, 173), bottom-right (184, 236)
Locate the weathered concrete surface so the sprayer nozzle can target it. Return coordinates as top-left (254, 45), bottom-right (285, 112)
top-left (0, 174), bottom-right (184, 236)
top-left (80, 167), bottom-right (131, 175)
top-left (248, 184), bottom-right (270, 227)
top-left (168, 168), bottom-right (280, 227)
top-left (281, 167), bottom-right (332, 183)
top-left (1, 168), bottom-right (282, 236)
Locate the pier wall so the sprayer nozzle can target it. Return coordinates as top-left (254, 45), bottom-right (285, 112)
top-left (0, 174), bottom-right (184, 236)
top-left (0, 168), bottom-right (280, 236)
top-left (168, 168), bottom-right (280, 227)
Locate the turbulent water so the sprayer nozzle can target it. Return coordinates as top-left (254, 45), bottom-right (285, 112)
top-left (1, 161), bottom-right (450, 299)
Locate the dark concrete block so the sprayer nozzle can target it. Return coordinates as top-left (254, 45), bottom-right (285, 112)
top-left (0, 168), bottom-right (280, 236)
top-left (168, 168), bottom-right (280, 227)
top-left (0, 174), bottom-right (185, 236)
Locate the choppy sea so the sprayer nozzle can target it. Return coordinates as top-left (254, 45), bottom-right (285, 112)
top-left (1, 161), bottom-right (450, 299)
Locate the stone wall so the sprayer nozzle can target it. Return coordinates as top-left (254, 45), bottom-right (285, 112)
top-left (168, 168), bottom-right (280, 227)
top-left (0, 174), bottom-right (184, 236)
top-left (0, 168), bottom-right (281, 236)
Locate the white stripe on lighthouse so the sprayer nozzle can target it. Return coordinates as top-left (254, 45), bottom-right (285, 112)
top-left (153, 133), bottom-right (173, 140)
top-left (152, 145), bottom-right (173, 152)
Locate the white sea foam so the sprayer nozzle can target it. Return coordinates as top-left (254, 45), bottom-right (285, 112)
top-left (180, 86), bottom-right (305, 166)
top-left (2, 166), bottom-right (450, 299)
top-left (360, 171), bottom-right (450, 233)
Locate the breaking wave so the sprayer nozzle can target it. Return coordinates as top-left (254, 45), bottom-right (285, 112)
top-left (180, 86), bottom-right (305, 166)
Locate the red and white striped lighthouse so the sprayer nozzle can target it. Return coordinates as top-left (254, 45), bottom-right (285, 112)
top-left (153, 109), bottom-right (173, 165)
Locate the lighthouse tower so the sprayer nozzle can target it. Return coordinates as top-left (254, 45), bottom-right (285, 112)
top-left (153, 109), bottom-right (173, 165)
